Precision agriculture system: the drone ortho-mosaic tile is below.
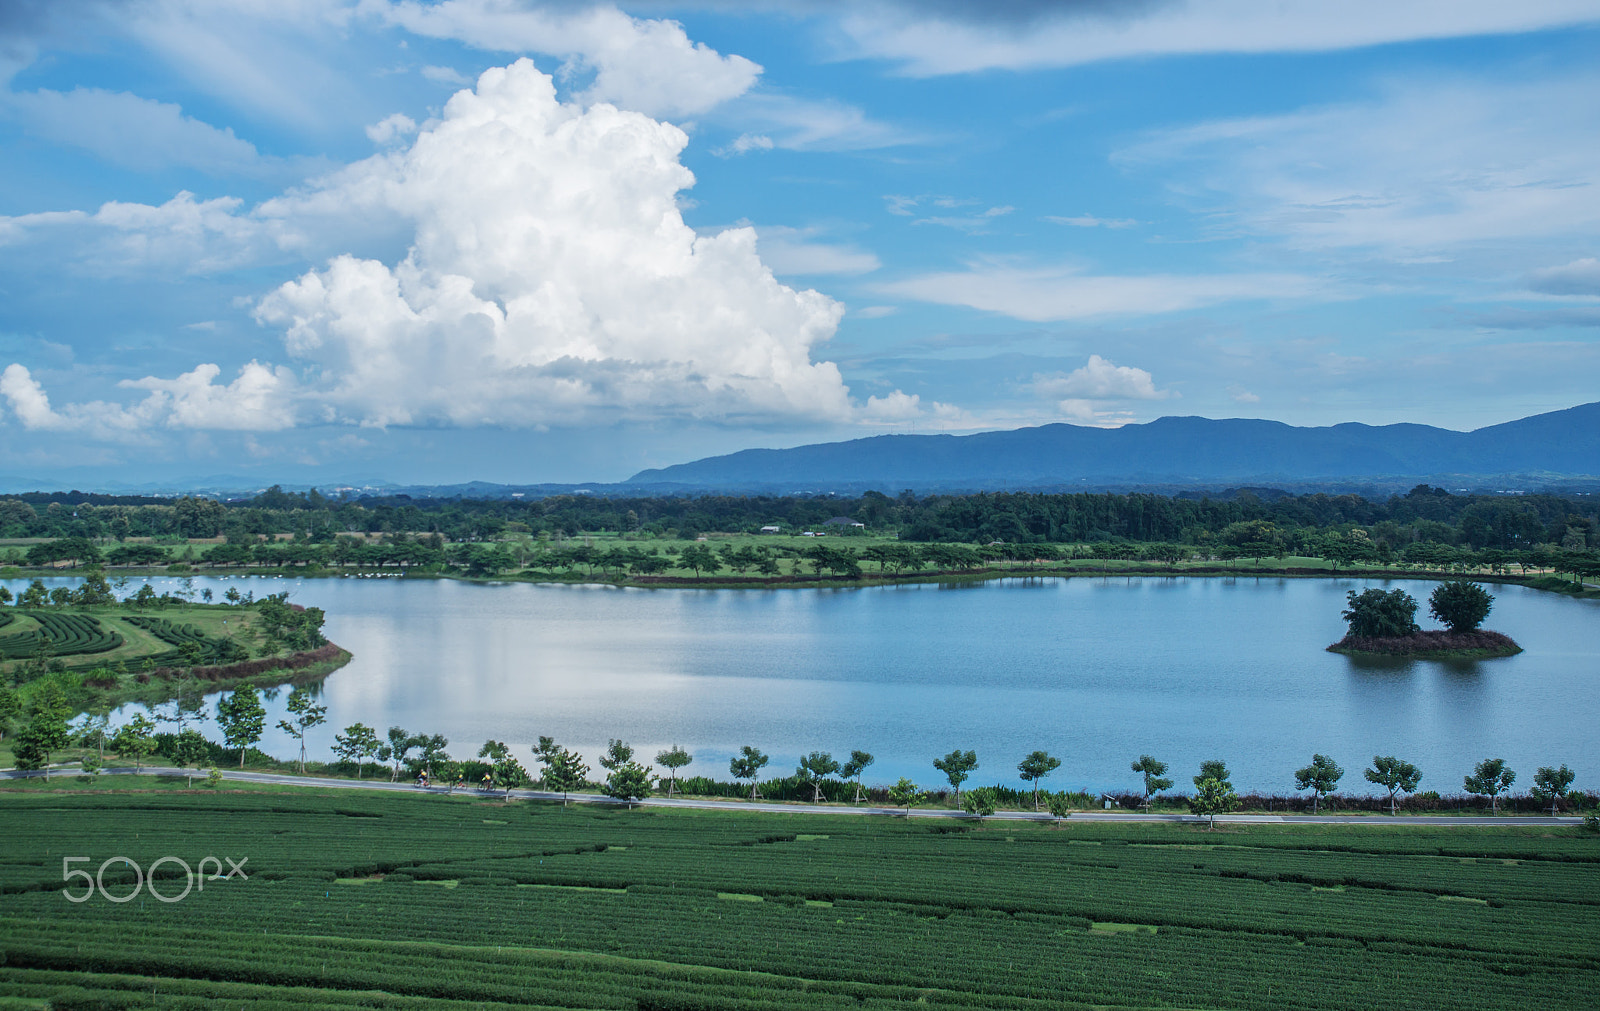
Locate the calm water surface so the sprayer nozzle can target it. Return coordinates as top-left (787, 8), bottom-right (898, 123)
top-left (9, 574), bottom-right (1598, 793)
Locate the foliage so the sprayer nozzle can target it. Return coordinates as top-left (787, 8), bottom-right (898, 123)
top-left (1463, 758), bottom-right (1517, 815)
top-left (544, 746), bottom-right (590, 805)
top-left (1342, 588), bottom-right (1421, 638)
top-left (1530, 765), bottom-right (1577, 816)
top-left (332, 722), bottom-right (381, 778)
top-left (960, 785), bottom-right (998, 819)
top-left (1292, 753), bottom-right (1345, 814)
top-left (1364, 755), bottom-right (1423, 815)
top-left (275, 687), bottom-right (327, 774)
top-left (840, 749), bottom-right (874, 803)
top-left (110, 712), bottom-right (156, 771)
top-left (1017, 750), bottom-right (1061, 811)
top-left (1045, 791), bottom-right (1074, 821)
top-left (604, 761), bottom-right (655, 807)
top-left (1190, 777), bottom-right (1239, 828)
top-left (1428, 579), bottom-right (1495, 632)
top-left (655, 744), bottom-right (692, 798)
top-left (887, 777), bottom-right (922, 813)
top-left (378, 726), bottom-right (418, 781)
top-left (794, 750), bottom-right (840, 803)
top-left (728, 745), bottom-right (770, 800)
top-left (1131, 754), bottom-right (1173, 808)
top-left (933, 748), bottom-right (979, 797)
top-left (12, 681), bottom-right (71, 779)
top-left (215, 684), bottom-right (267, 767)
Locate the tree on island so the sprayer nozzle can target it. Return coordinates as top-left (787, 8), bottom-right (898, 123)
top-left (1464, 758), bottom-right (1516, 815)
top-left (1017, 750), bottom-right (1061, 811)
top-left (934, 749), bottom-right (979, 800)
top-left (1531, 764), bottom-right (1576, 817)
top-left (795, 751), bottom-right (840, 803)
top-left (1293, 753), bottom-right (1344, 814)
top-left (1364, 755), bottom-right (1422, 815)
top-left (1341, 588), bottom-right (1420, 638)
top-left (1131, 754), bottom-right (1173, 811)
top-left (216, 684), bottom-right (266, 768)
top-left (1428, 580), bottom-right (1493, 632)
top-left (729, 745), bottom-right (769, 800)
top-left (655, 745), bottom-right (692, 798)
top-left (840, 750), bottom-right (874, 803)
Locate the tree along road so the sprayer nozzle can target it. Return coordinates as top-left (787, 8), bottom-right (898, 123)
top-left (0, 764), bottom-right (1583, 827)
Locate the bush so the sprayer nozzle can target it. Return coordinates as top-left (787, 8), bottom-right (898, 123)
top-left (1342, 588), bottom-right (1420, 638)
top-left (1428, 580), bottom-right (1493, 632)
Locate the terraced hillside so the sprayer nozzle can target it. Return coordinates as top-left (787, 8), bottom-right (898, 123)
top-left (0, 790), bottom-right (1595, 1009)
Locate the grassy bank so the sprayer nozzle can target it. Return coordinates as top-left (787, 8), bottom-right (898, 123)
top-left (0, 785), bottom-right (1596, 1009)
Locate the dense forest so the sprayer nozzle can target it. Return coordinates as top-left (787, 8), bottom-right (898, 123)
top-left (1, 484), bottom-right (1594, 553)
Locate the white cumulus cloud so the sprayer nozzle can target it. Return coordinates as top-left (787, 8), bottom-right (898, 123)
top-left (365, 112), bottom-right (417, 144)
top-left (373, 0), bottom-right (761, 118)
top-left (1032, 355), bottom-right (1176, 403)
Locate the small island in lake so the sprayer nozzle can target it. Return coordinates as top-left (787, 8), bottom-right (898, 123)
top-left (1328, 580), bottom-right (1522, 658)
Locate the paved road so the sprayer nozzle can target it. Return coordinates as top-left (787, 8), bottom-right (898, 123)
top-left (1, 764), bottom-right (1582, 827)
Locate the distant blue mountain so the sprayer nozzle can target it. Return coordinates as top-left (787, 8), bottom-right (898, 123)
top-left (626, 402), bottom-right (1600, 492)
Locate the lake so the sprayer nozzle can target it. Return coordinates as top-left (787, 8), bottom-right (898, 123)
top-left (6, 573), bottom-right (1598, 794)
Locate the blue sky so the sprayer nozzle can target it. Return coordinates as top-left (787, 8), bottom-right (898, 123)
top-left (2, 1), bottom-right (1598, 487)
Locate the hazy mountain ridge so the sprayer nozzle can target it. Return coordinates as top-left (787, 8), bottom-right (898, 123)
top-left (625, 403), bottom-right (1600, 492)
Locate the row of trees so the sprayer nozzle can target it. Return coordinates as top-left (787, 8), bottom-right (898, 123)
top-left (4, 484), bottom-right (1594, 552)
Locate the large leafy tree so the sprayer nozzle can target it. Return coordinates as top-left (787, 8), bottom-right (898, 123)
top-left (729, 745), bottom-right (769, 800)
top-left (12, 682), bottom-right (72, 780)
top-left (655, 745), bottom-right (692, 799)
top-left (795, 751), bottom-right (840, 803)
top-left (216, 684), bottom-right (266, 768)
top-left (546, 747), bottom-right (590, 806)
top-left (1364, 756), bottom-right (1422, 815)
top-left (1463, 757), bottom-right (1516, 815)
top-left (1017, 750), bottom-right (1061, 811)
top-left (933, 749), bottom-right (979, 800)
top-left (1293, 754), bottom-right (1344, 814)
top-left (1531, 764), bottom-right (1576, 817)
top-left (276, 687), bottom-right (327, 774)
top-left (1342, 588), bottom-right (1421, 638)
top-left (604, 759), bottom-right (654, 808)
top-left (1131, 754), bottom-right (1173, 810)
top-left (840, 750), bottom-right (874, 803)
top-left (1428, 580), bottom-right (1493, 632)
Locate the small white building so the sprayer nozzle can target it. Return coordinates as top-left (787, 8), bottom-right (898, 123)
top-left (760, 525), bottom-right (781, 533)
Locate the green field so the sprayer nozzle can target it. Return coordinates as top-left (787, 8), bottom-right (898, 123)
top-left (1, 785), bottom-right (1595, 1009)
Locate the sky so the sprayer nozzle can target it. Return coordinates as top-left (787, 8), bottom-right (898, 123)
top-left (2, 0), bottom-right (1598, 488)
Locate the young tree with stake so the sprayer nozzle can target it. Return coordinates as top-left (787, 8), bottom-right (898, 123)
top-left (1464, 758), bottom-right (1516, 815)
top-left (934, 749), bottom-right (979, 800)
top-left (1017, 750), bottom-right (1061, 811)
top-left (840, 750), bottom-right (874, 803)
top-left (729, 745), bottom-right (769, 800)
top-left (276, 687), bottom-right (327, 774)
top-left (1293, 754), bottom-right (1344, 814)
top-left (1531, 764), bottom-right (1576, 816)
top-left (795, 751), bottom-right (840, 803)
top-left (655, 744), bottom-right (692, 799)
top-left (1364, 756), bottom-right (1422, 815)
top-left (1131, 755), bottom-right (1173, 811)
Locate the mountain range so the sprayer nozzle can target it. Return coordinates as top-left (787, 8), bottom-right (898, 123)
top-left (624, 402), bottom-right (1600, 494)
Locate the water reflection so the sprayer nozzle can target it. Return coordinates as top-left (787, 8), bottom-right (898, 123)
top-left (5, 573), bottom-right (1595, 793)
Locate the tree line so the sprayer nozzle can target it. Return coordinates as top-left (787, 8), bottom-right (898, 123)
top-left (3, 483), bottom-right (1595, 551)
top-left (8, 684), bottom-right (1585, 821)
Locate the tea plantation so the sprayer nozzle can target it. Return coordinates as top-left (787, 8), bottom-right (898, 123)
top-left (0, 788), bottom-right (1595, 1009)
